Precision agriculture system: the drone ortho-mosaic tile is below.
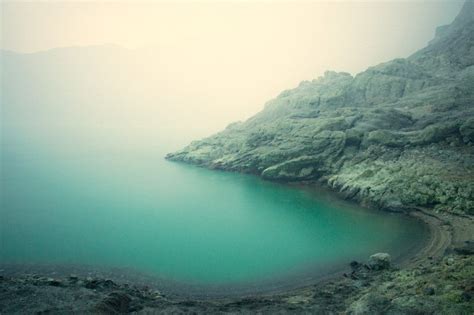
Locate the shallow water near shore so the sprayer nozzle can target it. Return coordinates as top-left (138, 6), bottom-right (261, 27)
top-left (1, 137), bottom-right (427, 291)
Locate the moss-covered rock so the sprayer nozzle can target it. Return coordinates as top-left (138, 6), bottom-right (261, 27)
top-left (167, 2), bottom-right (474, 215)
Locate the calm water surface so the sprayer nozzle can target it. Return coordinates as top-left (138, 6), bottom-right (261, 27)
top-left (0, 136), bottom-right (427, 286)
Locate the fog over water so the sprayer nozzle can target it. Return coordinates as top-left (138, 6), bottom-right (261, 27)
top-left (2, 1), bottom-right (463, 145)
top-left (0, 0), bottom-right (457, 288)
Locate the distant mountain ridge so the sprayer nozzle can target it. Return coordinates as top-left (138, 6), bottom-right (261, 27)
top-left (167, 1), bottom-right (474, 214)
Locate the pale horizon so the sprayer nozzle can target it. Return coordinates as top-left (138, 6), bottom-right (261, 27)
top-left (1, 1), bottom-right (466, 139)
top-left (1, 1), bottom-right (474, 312)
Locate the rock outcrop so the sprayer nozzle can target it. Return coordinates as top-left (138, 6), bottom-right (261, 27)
top-left (167, 1), bottom-right (474, 215)
top-left (1, 253), bottom-right (473, 314)
top-left (368, 253), bottom-right (391, 271)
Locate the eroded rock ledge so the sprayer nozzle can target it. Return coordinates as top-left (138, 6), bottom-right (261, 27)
top-left (167, 1), bottom-right (474, 216)
top-left (162, 3), bottom-right (474, 313)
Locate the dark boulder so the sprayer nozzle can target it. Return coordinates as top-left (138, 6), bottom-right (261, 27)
top-left (454, 241), bottom-right (474, 255)
top-left (95, 291), bottom-right (131, 314)
top-left (367, 253), bottom-right (391, 270)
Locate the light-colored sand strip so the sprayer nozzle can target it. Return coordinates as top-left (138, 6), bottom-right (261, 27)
top-left (401, 209), bottom-right (473, 268)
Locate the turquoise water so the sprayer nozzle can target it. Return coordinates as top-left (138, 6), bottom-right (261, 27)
top-left (0, 134), bottom-right (426, 286)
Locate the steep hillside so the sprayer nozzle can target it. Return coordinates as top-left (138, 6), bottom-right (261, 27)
top-left (167, 1), bottom-right (474, 214)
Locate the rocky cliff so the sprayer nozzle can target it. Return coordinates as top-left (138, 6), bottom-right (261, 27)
top-left (167, 1), bottom-right (474, 214)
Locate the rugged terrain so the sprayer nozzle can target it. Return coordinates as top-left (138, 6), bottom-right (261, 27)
top-left (2, 2), bottom-right (474, 314)
top-left (1, 250), bottom-right (473, 314)
top-left (167, 2), bottom-right (474, 313)
top-left (167, 1), bottom-right (474, 216)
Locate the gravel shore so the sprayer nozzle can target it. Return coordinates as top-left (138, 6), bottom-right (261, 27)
top-left (1, 209), bottom-right (472, 314)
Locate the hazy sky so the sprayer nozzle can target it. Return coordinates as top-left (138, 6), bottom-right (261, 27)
top-left (2, 1), bottom-right (463, 54)
top-left (1, 1), bottom-right (466, 140)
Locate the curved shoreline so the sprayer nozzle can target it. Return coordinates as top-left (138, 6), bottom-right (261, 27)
top-left (403, 208), bottom-right (474, 266)
top-left (1, 189), bottom-right (472, 313)
top-left (0, 206), bottom-right (448, 298)
top-left (1, 169), bottom-right (472, 313)
top-left (292, 179), bottom-right (474, 268)
top-left (0, 183), bottom-right (434, 299)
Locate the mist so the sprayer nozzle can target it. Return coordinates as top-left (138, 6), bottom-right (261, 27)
top-left (1, 1), bottom-right (464, 152)
top-left (1, 1), bottom-right (474, 310)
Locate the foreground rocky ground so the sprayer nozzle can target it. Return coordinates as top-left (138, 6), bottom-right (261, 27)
top-left (1, 244), bottom-right (473, 314)
top-left (1, 191), bottom-right (472, 314)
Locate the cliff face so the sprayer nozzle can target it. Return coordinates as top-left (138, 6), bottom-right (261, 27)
top-left (167, 2), bottom-right (474, 214)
